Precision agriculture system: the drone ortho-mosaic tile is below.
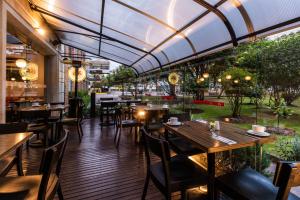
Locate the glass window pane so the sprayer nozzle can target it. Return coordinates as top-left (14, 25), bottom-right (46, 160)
top-left (240, 0), bottom-right (300, 32)
top-left (117, 0), bottom-right (206, 29)
top-left (152, 49), bottom-right (169, 66)
top-left (102, 27), bottom-right (153, 51)
top-left (104, 0), bottom-right (173, 47)
top-left (156, 37), bottom-right (194, 63)
top-left (101, 40), bottom-right (145, 57)
top-left (34, 0), bottom-right (101, 33)
top-left (101, 42), bottom-right (142, 62)
top-left (183, 13), bottom-right (232, 52)
top-left (100, 51), bottom-right (132, 66)
top-left (43, 15), bottom-right (99, 37)
top-left (62, 39), bottom-right (99, 55)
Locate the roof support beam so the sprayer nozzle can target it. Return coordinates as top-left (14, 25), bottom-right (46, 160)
top-left (112, 0), bottom-right (196, 54)
top-left (98, 0), bottom-right (106, 55)
top-left (29, 2), bottom-right (161, 70)
top-left (55, 29), bottom-right (157, 68)
top-left (229, 0), bottom-right (255, 41)
top-left (139, 16), bottom-right (300, 76)
top-left (193, 0), bottom-right (237, 46)
top-left (130, 0), bottom-right (228, 68)
top-left (61, 42), bottom-right (139, 76)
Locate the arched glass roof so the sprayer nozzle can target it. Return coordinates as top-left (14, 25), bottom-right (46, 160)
top-left (29, 0), bottom-right (300, 75)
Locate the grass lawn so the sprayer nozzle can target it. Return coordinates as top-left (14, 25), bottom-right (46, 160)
top-left (172, 96), bottom-right (300, 158)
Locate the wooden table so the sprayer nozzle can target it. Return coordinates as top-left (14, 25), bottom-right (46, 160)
top-left (0, 132), bottom-right (33, 176)
top-left (164, 121), bottom-right (275, 200)
top-left (17, 105), bottom-right (69, 112)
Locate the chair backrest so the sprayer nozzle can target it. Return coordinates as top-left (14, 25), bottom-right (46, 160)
top-left (19, 110), bottom-right (50, 123)
top-left (114, 107), bottom-right (123, 127)
top-left (38, 130), bottom-right (69, 200)
top-left (0, 122), bottom-right (28, 134)
top-left (273, 161), bottom-right (300, 200)
top-left (141, 128), bottom-right (171, 187)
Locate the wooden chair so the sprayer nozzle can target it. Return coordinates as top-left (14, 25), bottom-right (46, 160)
top-left (0, 131), bottom-right (69, 200)
top-left (0, 123), bottom-right (28, 177)
top-left (141, 128), bottom-right (207, 200)
top-left (61, 102), bottom-right (84, 142)
top-left (216, 161), bottom-right (300, 200)
top-left (164, 113), bottom-right (204, 156)
top-left (144, 109), bottom-right (168, 137)
top-left (99, 101), bottom-right (118, 128)
top-left (18, 110), bottom-right (51, 147)
top-left (114, 107), bottom-right (141, 148)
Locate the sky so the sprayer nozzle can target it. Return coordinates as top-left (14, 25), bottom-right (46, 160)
top-left (110, 61), bottom-right (121, 71)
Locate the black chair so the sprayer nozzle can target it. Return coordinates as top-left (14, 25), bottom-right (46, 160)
top-left (114, 107), bottom-right (141, 148)
top-left (0, 131), bottom-right (69, 200)
top-left (216, 161), bottom-right (300, 200)
top-left (165, 113), bottom-right (204, 156)
top-left (100, 101), bottom-right (118, 127)
top-left (19, 110), bottom-right (50, 147)
top-left (61, 102), bottom-right (84, 142)
top-left (0, 123), bottom-right (28, 177)
top-left (144, 109), bottom-right (168, 136)
top-left (141, 128), bottom-right (207, 200)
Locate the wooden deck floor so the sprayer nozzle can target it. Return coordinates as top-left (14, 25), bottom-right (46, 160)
top-left (11, 118), bottom-right (208, 200)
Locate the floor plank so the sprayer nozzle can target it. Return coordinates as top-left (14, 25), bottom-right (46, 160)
top-left (9, 118), bottom-right (209, 200)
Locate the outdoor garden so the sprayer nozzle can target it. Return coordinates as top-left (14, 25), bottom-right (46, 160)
top-left (98, 32), bottom-right (300, 171)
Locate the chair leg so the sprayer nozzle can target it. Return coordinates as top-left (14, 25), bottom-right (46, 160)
top-left (114, 126), bottom-right (119, 143)
top-left (16, 145), bottom-right (24, 176)
top-left (76, 123), bottom-right (82, 142)
top-left (116, 128), bottom-right (122, 148)
top-left (165, 192), bottom-right (171, 200)
top-left (142, 171), bottom-right (150, 200)
top-left (79, 123), bottom-right (84, 136)
top-left (181, 190), bottom-right (187, 200)
top-left (57, 183), bottom-right (64, 200)
top-left (79, 122), bottom-right (83, 136)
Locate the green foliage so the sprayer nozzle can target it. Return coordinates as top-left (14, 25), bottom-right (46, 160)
top-left (275, 136), bottom-right (300, 161)
top-left (269, 99), bottom-right (293, 129)
top-left (100, 65), bottom-right (136, 87)
top-left (237, 32), bottom-right (300, 106)
top-left (221, 67), bottom-right (255, 117)
top-left (77, 90), bottom-right (90, 115)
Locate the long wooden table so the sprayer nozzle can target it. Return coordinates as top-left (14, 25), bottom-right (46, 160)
top-left (0, 132), bottom-right (33, 176)
top-left (164, 120), bottom-right (275, 200)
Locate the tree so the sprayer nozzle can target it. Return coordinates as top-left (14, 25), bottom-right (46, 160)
top-left (236, 32), bottom-right (300, 106)
top-left (221, 67), bottom-right (255, 118)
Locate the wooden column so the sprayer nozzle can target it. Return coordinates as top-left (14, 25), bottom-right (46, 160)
top-left (0, 1), bottom-right (7, 123)
top-left (45, 55), bottom-right (61, 103)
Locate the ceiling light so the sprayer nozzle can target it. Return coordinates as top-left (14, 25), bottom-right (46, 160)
top-left (36, 28), bottom-right (45, 35)
top-left (16, 59), bottom-right (27, 68)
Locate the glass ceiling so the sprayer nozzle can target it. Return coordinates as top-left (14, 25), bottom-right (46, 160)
top-left (29, 0), bottom-right (300, 75)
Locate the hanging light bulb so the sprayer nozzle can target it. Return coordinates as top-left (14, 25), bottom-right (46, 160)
top-left (226, 75), bottom-right (232, 80)
top-left (16, 59), bottom-right (27, 68)
top-left (218, 78), bottom-right (222, 83)
top-left (245, 76), bottom-right (252, 81)
top-left (11, 77), bottom-right (16, 81)
top-left (203, 73), bottom-right (209, 78)
top-left (234, 79), bottom-right (239, 84)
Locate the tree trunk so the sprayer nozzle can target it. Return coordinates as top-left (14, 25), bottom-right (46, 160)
top-left (169, 84), bottom-right (176, 98)
top-left (195, 89), bottom-right (204, 100)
